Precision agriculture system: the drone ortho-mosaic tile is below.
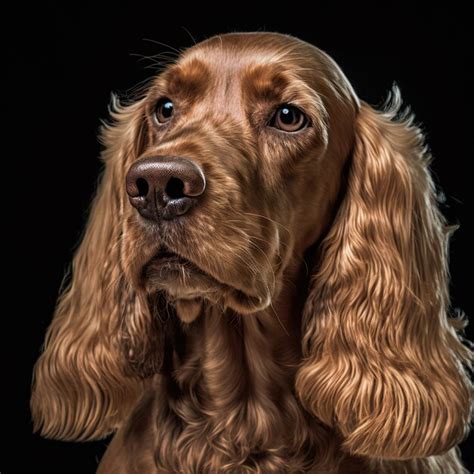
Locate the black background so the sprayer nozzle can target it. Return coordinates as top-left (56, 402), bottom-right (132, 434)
top-left (6, 3), bottom-right (473, 473)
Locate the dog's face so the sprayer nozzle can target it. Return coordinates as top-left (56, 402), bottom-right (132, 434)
top-left (123, 33), bottom-right (358, 318)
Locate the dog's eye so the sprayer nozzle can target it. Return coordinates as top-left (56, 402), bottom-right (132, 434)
top-left (155, 98), bottom-right (174, 123)
top-left (270, 104), bottom-right (308, 132)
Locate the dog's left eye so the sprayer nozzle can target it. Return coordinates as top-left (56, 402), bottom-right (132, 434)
top-left (269, 104), bottom-right (309, 132)
top-left (155, 98), bottom-right (174, 123)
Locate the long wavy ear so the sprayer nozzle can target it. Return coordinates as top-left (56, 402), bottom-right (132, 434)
top-left (31, 97), bottom-right (153, 441)
top-left (296, 90), bottom-right (472, 460)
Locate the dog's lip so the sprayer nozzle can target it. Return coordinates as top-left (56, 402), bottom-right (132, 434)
top-left (153, 248), bottom-right (190, 265)
top-left (149, 245), bottom-right (232, 289)
top-left (148, 245), bottom-right (269, 312)
top-left (149, 246), bottom-right (207, 276)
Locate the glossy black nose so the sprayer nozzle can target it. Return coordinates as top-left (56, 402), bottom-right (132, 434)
top-left (126, 156), bottom-right (206, 221)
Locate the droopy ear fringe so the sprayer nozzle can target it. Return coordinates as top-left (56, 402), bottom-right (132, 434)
top-left (30, 97), bottom-right (149, 441)
top-left (296, 88), bottom-right (472, 460)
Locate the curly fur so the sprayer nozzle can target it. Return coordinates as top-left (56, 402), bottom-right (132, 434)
top-left (31, 32), bottom-right (472, 473)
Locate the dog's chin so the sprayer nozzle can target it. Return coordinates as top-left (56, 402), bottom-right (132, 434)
top-left (142, 248), bottom-right (271, 321)
top-left (143, 250), bottom-right (221, 301)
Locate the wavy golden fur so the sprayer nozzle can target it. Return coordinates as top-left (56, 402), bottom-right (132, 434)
top-left (31, 32), bottom-right (472, 473)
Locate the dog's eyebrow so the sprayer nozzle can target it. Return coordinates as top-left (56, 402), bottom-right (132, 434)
top-left (164, 59), bottom-right (211, 101)
top-left (242, 64), bottom-right (292, 104)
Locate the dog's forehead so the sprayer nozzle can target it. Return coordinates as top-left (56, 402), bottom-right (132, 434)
top-left (179, 32), bottom-right (316, 76)
top-left (165, 33), bottom-right (357, 108)
top-left (155, 33), bottom-right (321, 112)
top-left (150, 33), bottom-right (358, 121)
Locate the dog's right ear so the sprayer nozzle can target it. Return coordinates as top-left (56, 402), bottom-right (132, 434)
top-left (30, 97), bottom-right (160, 441)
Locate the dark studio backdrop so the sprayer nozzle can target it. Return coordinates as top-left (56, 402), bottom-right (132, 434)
top-left (6, 3), bottom-right (473, 473)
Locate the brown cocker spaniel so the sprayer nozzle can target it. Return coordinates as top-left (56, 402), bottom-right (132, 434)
top-left (31, 33), bottom-right (472, 473)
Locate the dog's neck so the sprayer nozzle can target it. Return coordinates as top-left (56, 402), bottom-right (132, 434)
top-left (162, 254), bottom-right (308, 386)
top-left (145, 257), bottom-right (329, 472)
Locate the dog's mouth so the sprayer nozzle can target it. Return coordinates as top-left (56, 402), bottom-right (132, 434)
top-left (152, 248), bottom-right (194, 267)
top-left (142, 245), bottom-right (271, 316)
top-left (143, 245), bottom-right (213, 290)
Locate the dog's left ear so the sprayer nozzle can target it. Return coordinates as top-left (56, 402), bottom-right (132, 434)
top-left (295, 89), bottom-right (472, 460)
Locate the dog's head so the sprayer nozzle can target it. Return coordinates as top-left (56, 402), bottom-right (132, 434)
top-left (31, 33), bottom-right (471, 460)
top-left (117, 33), bottom-right (357, 318)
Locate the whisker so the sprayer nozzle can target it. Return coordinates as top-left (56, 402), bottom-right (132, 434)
top-left (225, 204), bottom-right (287, 232)
top-left (141, 38), bottom-right (183, 55)
top-left (223, 219), bottom-right (291, 250)
top-left (269, 300), bottom-right (290, 337)
top-left (181, 26), bottom-right (197, 45)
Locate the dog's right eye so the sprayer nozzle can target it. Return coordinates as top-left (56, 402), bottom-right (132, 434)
top-left (155, 98), bottom-right (174, 123)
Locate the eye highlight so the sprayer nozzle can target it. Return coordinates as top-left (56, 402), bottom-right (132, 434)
top-left (269, 104), bottom-right (309, 132)
top-left (155, 98), bottom-right (174, 123)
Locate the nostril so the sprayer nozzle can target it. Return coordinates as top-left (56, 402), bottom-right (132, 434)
top-left (136, 178), bottom-right (149, 197)
top-left (165, 177), bottom-right (185, 200)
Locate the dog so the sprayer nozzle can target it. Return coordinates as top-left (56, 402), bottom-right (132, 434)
top-left (31, 32), bottom-right (472, 473)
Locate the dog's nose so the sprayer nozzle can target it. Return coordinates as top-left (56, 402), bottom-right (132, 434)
top-left (126, 156), bottom-right (206, 221)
